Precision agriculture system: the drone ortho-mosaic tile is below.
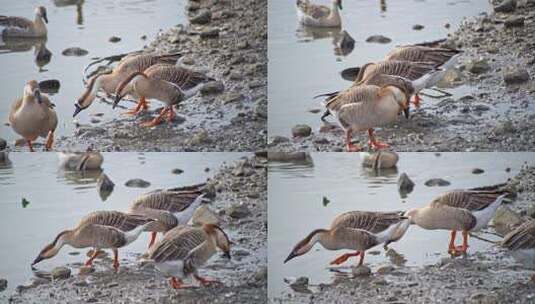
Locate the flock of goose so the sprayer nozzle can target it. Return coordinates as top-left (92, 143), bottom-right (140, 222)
top-left (296, 0), bottom-right (461, 151)
top-left (31, 181), bottom-right (231, 289)
top-left (284, 186), bottom-right (535, 282)
top-left (3, 6), bottom-right (214, 151)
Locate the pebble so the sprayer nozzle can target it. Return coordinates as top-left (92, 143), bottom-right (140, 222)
top-left (200, 28), bottom-right (219, 39)
top-left (227, 203), bottom-right (251, 219)
top-left (472, 168), bottom-right (485, 174)
top-left (62, 47), bottom-right (88, 57)
top-left (200, 81), bottom-right (225, 95)
top-left (187, 129), bottom-right (211, 145)
top-left (190, 9), bottom-right (211, 24)
top-left (412, 24), bottom-right (424, 30)
top-left (38, 79), bottom-right (61, 94)
top-left (503, 69), bottom-right (530, 85)
top-left (269, 136), bottom-right (290, 144)
top-left (398, 173), bottom-right (415, 196)
top-left (352, 265), bottom-right (372, 276)
top-left (376, 265), bottom-right (395, 275)
top-left (362, 151), bottom-right (399, 169)
top-left (466, 59), bottom-right (490, 74)
top-left (0, 278), bottom-right (7, 292)
top-left (365, 35), bottom-right (392, 44)
top-left (291, 124), bottom-right (312, 137)
top-left (494, 0), bottom-right (516, 13)
top-left (108, 36), bottom-right (121, 43)
top-left (171, 168), bottom-right (184, 174)
top-left (268, 152), bottom-right (311, 162)
top-left (504, 16), bottom-right (524, 28)
top-left (51, 266), bottom-right (71, 280)
top-left (125, 178), bottom-right (151, 188)
top-left (424, 178), bottom-right (451, 187)
top-left (0, 138), bottom-right (6, 150)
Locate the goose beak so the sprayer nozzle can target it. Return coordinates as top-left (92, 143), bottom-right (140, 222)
top-left (223, 251), bottom-right (231, 260)
top-left (337, 1), bottom-right (343, 10)
top-left (43, 13), bottom-right (48, 24)
top-left (32, 255), bottom-right (44, 266)
top-left (403, 107), bottom-right (410, 119)
top-left (73, 104), bottom-right (82, 117)
top-left (34, 90), bottom-right (42, 104)
top-left (112, 94), bottom-right (123, 109)
top-left (284, 251), bottom-right (297, 264)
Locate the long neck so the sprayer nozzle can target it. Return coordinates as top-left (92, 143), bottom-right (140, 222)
top-left (316, 230), bottom-right (340, 250)
top-left (99, 73), bottom-right (118, 94)
top-left (174, 195), bottom-right (204, 225)
top-left (330, 1), bottom-right (340, 17)
top-left (123, 223), bottom-right (149, 245)
top-left (33, 15), bottom-right (47, 34)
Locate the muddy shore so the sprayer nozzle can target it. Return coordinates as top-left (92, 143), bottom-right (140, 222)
top-left (269, 0), bottom-right (535, 152)
top-left (29, 0), bottom-right (267, 152)
top-left (271, 164), bottom-right (535, 304)
top-left (3, 155), bottom-right (268, 304)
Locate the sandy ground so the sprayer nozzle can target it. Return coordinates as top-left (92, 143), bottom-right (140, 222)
top-left (271, 164), bottom-right (535, 304)
top-left (269, 0), bottom-right (535, 152)
top-left (2, 154), bottom-right (268, 304)
top-left (16, 0), bottom-right (267, 152)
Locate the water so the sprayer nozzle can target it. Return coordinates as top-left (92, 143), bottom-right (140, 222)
top-left (268, 0), bottom-right (491, 138)
top-left (0, 0), bottom-right (186, 143)
top-left (0, 152), bottom-right (246, 292)
top-left (268, 152), bottom-right (535, 299)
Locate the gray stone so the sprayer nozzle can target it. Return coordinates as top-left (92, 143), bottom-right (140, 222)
top-left (376, 265), bottom-right (395, 274)
top-left (362, 151), bottom-right (399, 169)
top-left (200, 28), bottom-right (219, 39)
top-left (504, 16), bottom-right (524, 27)
top-left (467, 59), bottom-right (490, 74)
top-left (291, 124), bottom-right (312, 137)
top-left (504, 69), bottom-right (530, 85)
top-left (51, 266), bottom-right (71, 280)
top-left (424, 178), bottom-right (451, 187)
top-left (190, 9), bottom-right (211, 24)
top-left (289, 276), bottom-right (310, 293)
top-left (268, 152), bottom-right (312, 163)
top-left (38, 79), bottom-right (60, 94)
top-left (472, 168), bottom-right (485, 174)
top-left (412, 24), bottom-right (424, 30)
top-left (187, 129), bottom-right (211, 145)
top-left (97, 173), bottom-right (114, 200)
top-left (232, 160), bottom-right (254, 177)
top-left (227, 203), bottom-right (251, 219)
top-left (171, 168), bottom-right (184, 175)
top-left (0, 138), bottom-right (6, 150)
top-left (108, 36), bottom-right (121, 43)
top-left (200, 81), bottom-right (225, 95)
top-left (125, 178), bottom-right (151, 188)
top-left (62, 47), bottom-right (88, 56)
top-left (270, 136), bottom-right (290, 144)
top-left (352, 265), bottom-right (372, 276)
top-left (470, 292), bottom-right (498, 304)
top-left (0, 278), bottom-right (7, 292)
top-left (494, 0), bottom-right (516, 13)
top-left (398, 173), bottom-right (415, 197)
top-left (366, 35), bottom-right (392, 44)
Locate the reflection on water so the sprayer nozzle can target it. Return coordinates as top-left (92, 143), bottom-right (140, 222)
top-left (0, 152), bottom-right (245, 293)
top-left (268, 0), bottom-right (491, 137)
top-left (268, 152), bottom-right (535, 299)
top-left (0, 0), bottom-right (186, 144)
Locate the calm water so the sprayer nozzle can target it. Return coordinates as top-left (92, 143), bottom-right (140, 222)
top-left (268, 0), bottom-right (490, 138)
top-left (268, 152), bottom-right (535, 299)
top-left (0, 0), bottom-right (186, 144)
top-left (0, 152), bottom-right (245, 293)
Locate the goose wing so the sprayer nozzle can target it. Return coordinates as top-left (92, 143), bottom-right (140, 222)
top-left (79, 211), bottom-right (152, 232)
top-left (502, 220), bottom-right (535, 251)
top-left (130, 191), bottom-right (199, 213)
top-left (8, 97), bottom-right (23, 124)
top-left (146, 65), bottom-right (213, 91)
top-left (332, 211), bottom-right (406, 234)
top-left (75, 223), bottom-right (128, 248)
top-left (0, 16), bottom-right (33, 30)
top-left (331, 226), bottom-right (380, 250)
top-left (149, 227), bottom-right (205, 263)
top-left (359, 60), bottom-right (437, 83)
top-left (385, 46), bottom-right (461, 66)
top-left (433, 190), bottom-right (508, 211)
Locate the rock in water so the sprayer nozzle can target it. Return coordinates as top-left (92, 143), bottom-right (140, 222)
top-left (352, 265), bottom-right (371, 276)
top-left (38, 80), bottom-right (60, 94)
top-left (268, 152), bottom-right (312, 163)
top-left (0, 278), bottom-right (7, 292)
top-left (51, 266), bottom-right (71, 280)
top-left (288, 277), bottom-right (310, 293)
top-left (190, 9), bottom-right (211, 24)
top-left (424, 178), bottom-right (451, 187)
top-left (108, 36), bottom-right (121, 43)
top-left (334, 30), bottom-right (355, 56)
top-left (398, 173), bottom-right (415, 197)
top-left (97, 173), bottom-right (114, 200)
top-left (0, 138), bottom-right (6, 150)
top-left (365, 35), bottom-right (392, 44)
top-left (291, 124), bottom-right (312, 137)
top-left (361, 151), bottom-right (399, 169)
top-left (62, 47), bottom-right (88, 56)
top-left (125, 178), bottom-right (151, 188)
top-left (227, 203), bottom-right (251, 219)
top-left (494, 0), bottom-right (516, 13)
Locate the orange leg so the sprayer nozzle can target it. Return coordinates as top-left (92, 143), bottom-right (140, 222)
top-left (367, 129), bottom-right (389, 150)
top-left (112, 248), bottom-right (119, 272)
top-left (330, 251), bottom-right (360, 265)
top-left (45, 131), bottom-right (54, 151)
top-left (84, 249), bottom-right (100, 267)
top-left (193, 274), bottom-right (220, 286)
top-left (358, 251), bottom-right (366, 266)
top-left (169, 277), bottom-right (193, 289)
top-left (27, 140), bottom-right (35, 152)
top-left (148, 231), bottom-right (157, 248)
top-left (345, 129), bottom-right (362, 152)
top-left (448, 230), bottom-right (457, 254)
top-left (124, 97), bottom-right (149, 115)
top-left (454, 231), bottom-right (469, 253)
top-left (531, 273), bottom-right (535, 283)
top-left (140, 107), bottom-right (168, 127)
top-left (166, 106), bottom-right (176, 124)
top-left (412, 94), bottom-right (421, 108)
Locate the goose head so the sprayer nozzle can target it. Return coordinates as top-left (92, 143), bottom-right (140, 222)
top-left (35, 6), bottom-right (48, 24)
top-left (74, 73), bottom-right (107, 117)
top-left (204, 224), bottom-right (231, 259)
top-left (113, 72), bottom-right (148, 109)
top-left (24, 80), bottom-right (43, 104)
top-left (284, 229), bottom-right (327, 263)
top-left (32, 230), bottom-right (69, 266)
top-left (336, 0), bottom-right (343, 10)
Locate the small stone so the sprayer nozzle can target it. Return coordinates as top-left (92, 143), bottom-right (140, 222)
top-left (445, 23), bottom-right (451, 29)
top-left (466, 59), bottom-right (490, 74)
top-left (362, 151), bottom-right (399, 169)
top-left (97, 173), bottom-right (114, 200)
top-left (365, 35), bottom-right (392, 44)
top-left (227, 203), bottom-right (251, 219)
top-left (494, 0), bottom-right (516, 13)
top-left (107, 282), bottom-right (119, 288)
top-left (180, 56), bottom-right (195, 65)
top-left (79, 266), bottom-right (94, 276)
top-left (268, 152), bottom-right (311, 162)
top-left (51, 266), bottom-right (71, 280)
top-left (232, 160), bottom-right (254, 177)
top-left (229, 71), bottom-right (243, 80)
top-left (171, 168), bottom-right (184, 175)
top-left (269, 136), bottom-right (290, 144)
top-left (38, 79), bottom-right (60, 94)
top-left (188, 129), bottom-right (211, 145)
top-left (200, 81), bottom-right (225, 95)
top-left (412, 24), bottom-right (424, 30)
top-left (200, 28), bottom-right (219, 39)
top-left (0, 278), bottom-right (7, 292)
top-left (398, 173), bottom-right (415, 197)
top-left (424, 178), bottom-right (451, 187)
top-left (291, 124), bottom-right (312, 137)
top-left (108, 36), bottom-right (121, 43)
top-left (0, 138), bottom-right (6, 150)
top-left (470, 292), bottom-right (498, 304)
top-left (504, 16), bottom-right (524, 27)
top-left (373, 279), bottom-right (388, 286)
top-left (190, 9), bottom-right (211, 24)
top-left (221, 92), bottom-right (243, 104)
top-left (125, 178), bottom-right (151, 188)
top-left (472, 168), bottom-right (485, 174)
top-left (62, 47), bottom-right (88, 57)
top-left (504, 69), bottom-right (530, 85)
top-left (352, 265), bottom-right (372, 276)
top-left (288, 277), bottom-right (310, 293)
top-left (376, 265), bottom-right (395, 274)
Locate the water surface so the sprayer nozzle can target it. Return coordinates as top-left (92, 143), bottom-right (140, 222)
top-left (0, 0), bottom-right (185, 143)
top-left (268, 152), bottom-right (535, 299)
top-left (268, 0), bottom-right (490, 137)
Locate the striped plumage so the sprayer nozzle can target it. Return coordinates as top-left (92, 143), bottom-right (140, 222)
top-left (385, 46), bottom-right (461, 69)
top-left (296, 0), bottom-right (342, 28)
top-left (148, 224), bottom-right (231, 289)
top-left (354, 61), bottom-right (438, 85)
top-left (284, 210), bottom-right (410, 266)
top-left (0, 6), bottom-right (48, 38)
top-left (502, 220), bottom-right (535, 276)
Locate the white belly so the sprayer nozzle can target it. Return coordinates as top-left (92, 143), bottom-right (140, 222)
top-left (155, 260), bottom-right (186, 279)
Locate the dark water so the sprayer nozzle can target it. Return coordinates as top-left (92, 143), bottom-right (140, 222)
top-left (268, 0), bottom-right (491, 138)
top-left (0, 0), bottom-right (186, 144)
top-left (268, 152), bottom-right (534, 298)
top-left (0, 152), bottom-right (245, 292)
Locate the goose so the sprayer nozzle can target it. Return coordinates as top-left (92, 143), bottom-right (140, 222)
top-left (113, 64), bottom-right (213, 126)
top-left (405, 189), bottom-right (510, 256)
top-left (501, 220), bottom-right (535, 282)
top-left (9, 80), bottom-right (58, 152)
top-left (73, 53), bottom-right (181, 117)
top-left (129, 191), bottom-right (208, 248)
top-left (0, 6), bottom-right (48, 38)
top-left (296, 0), bottom-right (343, 28)
top-left (32, 211), bottom-right (155, 272)
top-left (58, 150), bottom-right (103, 171)
top-left (147, 224), bottom-right (231, 289)
top-left (319, 80), bottom-right (410, 151)
top-left (284, 211), bottom-right (409, 266)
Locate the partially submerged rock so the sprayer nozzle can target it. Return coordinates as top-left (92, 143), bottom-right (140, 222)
top-left (51, 266), bottom-right (71, 280)
top-left (62, 47), bottom-right (88, 57)
top-left (0, 278), bottom-right (7, 292)
top-left (190, 9), bottom-right (211, 24)
top-left (38, 79), bottom-right (60, 94)
top-left (494, 0), bottom-right (516, 13)
top-left (361, 151), bottom-right (399, 169)
top-left (352, 265), bottom-right (372, 276)
top-left (424, 178), bottom-right (451, 187)
top-left (125, 178), bottom-right (151, 188)
top-left (227, 203), bottom-right (251, 219)
top-left (366, 35), bottom-right (391, 44)
top-left (503, 68), bottom-right (530, 85)
top-left (398, 173), bottom-right (415, 197)
top-left (268, 152), bottom-right (312, 163)
top-left (286, 276), bottom-right (311, 293)
top-left (97, 173), bottom-right (114, 200)
top-left (291, 124), bottom-right (312, 137)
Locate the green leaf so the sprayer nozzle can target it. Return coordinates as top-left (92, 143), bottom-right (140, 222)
top-left (322, 196), bottom-right (330, 207)
top-left (21, 198), bottom-right (30, 208)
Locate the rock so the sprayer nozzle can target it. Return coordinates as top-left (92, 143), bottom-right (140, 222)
top-left (494, 0), bottom-right (516, 13)
top-left (470, 292), bottom-right (498, 304)
top-left (38, 79), bottom-right (60, 94)
top-left (493, 205), bottom-right (523, 235)
top-left (288, 277), bottom-right (310, 293)
top-left (466, 59), bottom-right (490, 74)
top-left (0, 138), bottom-right (6, 150)
top-left (269, 136), bottom-right (290, 144)
top-left (62, 47), bottom-right (88, 56)
top-left (200, 81), bottom-right (225, 95)
top-left (412, 24), bottom-right (424, 30)
top-left (188, 129), bottom-right (211, 145)
top-left (504, 69), bottom-right (530, 85)
top-left (229, 71), bottom-right (243, 80)
top-left (472, 168), bottom-right (485, 174)
top-left (97, 174), bottom-right (114, 200)
top-left (352, 265), bottom-right (372, 276)
top-left (171, 168), bottom-right (184, 175)
top-left (397, 173), bottom-right (415, 197)
top-left (192, 205), bottom-right (221, 225)
top-left (253, 266), bottom-right (267, 282)
top-left (0, 278), bottom-right (7, 292)
top-left (366, 35), bottom-right (392, 44)
top-left (51, 266), bottom-right (71, 280)
top-left (227, 203), bottom-right (251, 219)
top-left (504, 16), bottom-right (524, 27)
top-left (361, 151), bottom-right (399, 169)
top-left (200, 28), bottom-right (219, 39)
top-left (108, 36), bottom-right (121, 43)
top-left (424, 178), bottom-right (451, 187)
top-left (221, 92), bottom-right (243, 104)
top-left (125, 178), bottom-right (151, 188)
top-left (376, 265), bottom-right (395, 274)
top-left (79, 266), bottom-right (94, 275)
top-left (190, 9), bottom-right (211, 24)
top-left (526, 204), bottom-right (535, 219)
top-left (180, 56), bottom-right (195, 65)
top-left (334, 30), bottom-right (355, 56)
top-left (232, 160), bottom-right (254, 176)
top-left (291, 124), bottom-right (312, 137)
top-left (268, 152), bottom-right (312, 163)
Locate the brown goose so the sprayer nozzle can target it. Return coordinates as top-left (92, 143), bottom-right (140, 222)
top-left (148, 224), bottom-right (231, 289)
top-left (296, 0), bottom-right (343, 28)
top-left (113, 65), bottom-right (213, 127)
top-left (501, 220), bottom-right (535, 282)
top-left (32, 211), bottom-right (154, 272)
top-left (129, 189), bottom-right (208, 248)
top-left (406, 189), bottom-right (510, 256)
top-left (73, 53), bottom-right (181, 117)
top-left (9, 80), bottom-right (58, 151)
top-left (284, 211), bottom-right (409, 266)
top-left (0, 6), bottom-right (48, 38)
